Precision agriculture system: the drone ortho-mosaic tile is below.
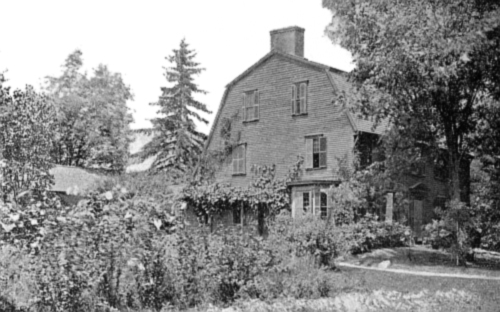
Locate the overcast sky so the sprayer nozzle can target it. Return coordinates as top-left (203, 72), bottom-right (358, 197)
top-left (0, 0), bottom-right (354, 134)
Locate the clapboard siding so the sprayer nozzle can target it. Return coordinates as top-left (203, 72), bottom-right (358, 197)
top-left (207, 54), bottom-right (352, 188)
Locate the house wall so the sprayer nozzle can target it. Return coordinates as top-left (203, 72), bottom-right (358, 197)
top-left (207, 54), bottom-right (354, 188)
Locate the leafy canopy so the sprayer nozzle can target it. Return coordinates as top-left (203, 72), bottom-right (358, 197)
top-left (0, 85), bottom-right (56, 202)
top-left (323, 0), bottom-right (500, 200)
top-left (46, 50), bottom-right (134, 173)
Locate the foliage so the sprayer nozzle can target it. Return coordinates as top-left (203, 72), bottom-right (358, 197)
top-left (46, 50), bottom-right (134, 173)
top-left (1, 185), bottom-right (179, 312)
top-left (329, 153), bottom-right (408, 225)
top-left (140, 39), bottom-right (211, 176)
top-left (0, 85), bottom-right (56, 202)
top-left (323, 0), bottom-right (500, 201)
top-left (183, 158), bottom-right (303, 235)
top-left (348, 214), bottom-right (410, 254)
top-left (470, 158), bottom-right (500, 251)
top-left (267, 211), bottom-right (354, 268)
top-left (424, 200), bottom-right (478, 265)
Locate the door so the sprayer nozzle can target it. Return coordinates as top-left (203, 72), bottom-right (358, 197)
top-left (412, 200), bottom-right (423, 237)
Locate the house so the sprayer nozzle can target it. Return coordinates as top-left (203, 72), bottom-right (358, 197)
top-left (204, 26), bottom-right (466, 237)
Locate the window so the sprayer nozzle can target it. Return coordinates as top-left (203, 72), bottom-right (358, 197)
top-left (303, 192), bottom-right (310, 213)
top-left (410, 162), bottom-right (426, 176)
top-left (434, 156), bottom-right (448, 181)
top-left (320, 192), bottom-right (328, 219)
top-left (305, 136), bottom-right (327, 169)
top-left (291, 82), bottom-right (308, 115)
top-left (409, 147), bottom-right (426, 176)
top-left (232, 145), bottom-right (246, 175)
top-left (242, 90), bottom-right (259, 122)
top-left (355, 132), bottom-right (384, 169)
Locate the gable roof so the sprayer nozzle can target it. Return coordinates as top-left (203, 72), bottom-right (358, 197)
top-left (205, 50), bottom-right (347, 151)
top-left (49, 165), bottom-right (104, 194)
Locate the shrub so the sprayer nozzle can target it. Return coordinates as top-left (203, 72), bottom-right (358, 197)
top-left (424, 200), bottom-right (478, 265)
top-left (348, 214), bottom-right (410, 254)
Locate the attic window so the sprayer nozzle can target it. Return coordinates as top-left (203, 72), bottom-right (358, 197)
top-left (242, 90), bottom-right (259, 122)
top-left (292, 81), bottom-right (308, 115)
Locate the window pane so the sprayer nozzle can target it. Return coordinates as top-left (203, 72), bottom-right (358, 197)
top-left (303, 192), bottom-right (310, 209)
top-left (233, 158), bottom-right (238, 173)
top-left (254, 106), bottom-right (259, 119)
top-left (321, 193), bottom-right (327, 206)
top-left (300, 83), bottom-right (306, 98)
top-left (238, 159), bottom-right (244, 173)
top-left (246, 107), bottom-right (254, 120)
top-left (313, 153), bottom-right (320, 168)
top-left (313, 138), bottom-right (319, 153)
top-left (300, 98), bottom-right (305, 114)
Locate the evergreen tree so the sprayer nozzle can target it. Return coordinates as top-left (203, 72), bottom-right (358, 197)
top-left (140, 39), bottom-right (211, 176)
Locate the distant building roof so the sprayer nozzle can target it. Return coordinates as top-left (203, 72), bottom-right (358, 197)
top-left (49, 165), bottom-right (103, 195)
top-left (127, 129), bottom-right (156, 172)
top-left (346, 112), bottom-right (389, 135)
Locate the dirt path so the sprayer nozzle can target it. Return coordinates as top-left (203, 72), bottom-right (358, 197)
top-left (339, 246), bottom-right (500, 279)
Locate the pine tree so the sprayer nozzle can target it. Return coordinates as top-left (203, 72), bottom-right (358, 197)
top-left (141, 39), bottom-right (211, 176)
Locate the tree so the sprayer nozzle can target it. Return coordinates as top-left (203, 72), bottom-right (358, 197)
top-left (140, 39), bottom-right (211, 176)
top-left (46, 50), bottom-right (134, 173)
top-left (323, 0), bottom-right (500, 202)
top-left (0, 85), bottom-right (56, 202)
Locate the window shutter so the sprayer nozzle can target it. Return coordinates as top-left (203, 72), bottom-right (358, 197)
top-left (291, 85), bottom-right (296, 115)
top-left (255, 90), bottom-right (260, 119)
top-left (305, 138), bottom-right (313, 168)
top-left (314, 191), bottom-right (320, 216)
top-left (232, 148), bottom-right (238, 173)
top-left (300, 83), bottom-right (306, 114)
top-left (319, 137), bottom-right (327, 167)
top-left (242, 93), bottom-right (246, 121)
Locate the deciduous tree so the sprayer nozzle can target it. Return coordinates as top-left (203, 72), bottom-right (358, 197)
top-left (0, 85), bottom-right (56, 201)
top-left (46, 50), bottom-right (134, 173)
top-left (323, 0), bottom-right (500, 202)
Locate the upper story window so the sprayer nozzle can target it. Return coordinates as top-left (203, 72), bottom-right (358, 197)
top-left (242, 90), bottom-right (259, 122)
top-left (232, 144), bottom-right (246, 175)
top-left (409, 147), bottom-right (426, 176)
top-left (433, 155), bottom-right (448, 181)
top-left (305, 136), bottom-right (327, 169)
top-left (355, 132), bottom-right (384, 169)
top-left (292, 81), bottom-right (308, 115)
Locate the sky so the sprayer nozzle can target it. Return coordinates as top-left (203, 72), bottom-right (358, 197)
top-left (0, 0), bottom-right (354, 134)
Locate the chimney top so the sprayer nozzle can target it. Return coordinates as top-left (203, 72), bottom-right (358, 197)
top-left (270, 26), bottom-right (305, 57)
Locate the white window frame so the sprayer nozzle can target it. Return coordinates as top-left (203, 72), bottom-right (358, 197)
top-left (242, 90), bottom-right (260, 122)
top-left (305, 136), bottom-right (327, 169)
top-left (232, 144), bottom-right (246, 175)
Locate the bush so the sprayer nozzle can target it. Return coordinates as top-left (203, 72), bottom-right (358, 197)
top-left (267, 211), bottom-right (355, 268)
top-left (348, 214), bottom-right (410, 254)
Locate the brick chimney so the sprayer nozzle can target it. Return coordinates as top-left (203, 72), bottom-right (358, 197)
top-left (270, 26), bottom-right (305, 57)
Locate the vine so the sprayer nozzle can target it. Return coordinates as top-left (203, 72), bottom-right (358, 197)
top-left (182, 157), bottom-right (304, 235)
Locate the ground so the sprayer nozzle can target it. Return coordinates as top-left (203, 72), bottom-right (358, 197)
top-left (194, 246), bottom-right (500, 312)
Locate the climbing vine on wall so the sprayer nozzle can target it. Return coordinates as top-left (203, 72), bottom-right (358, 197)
top-left (182, 157), bottom-right (304, 234)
